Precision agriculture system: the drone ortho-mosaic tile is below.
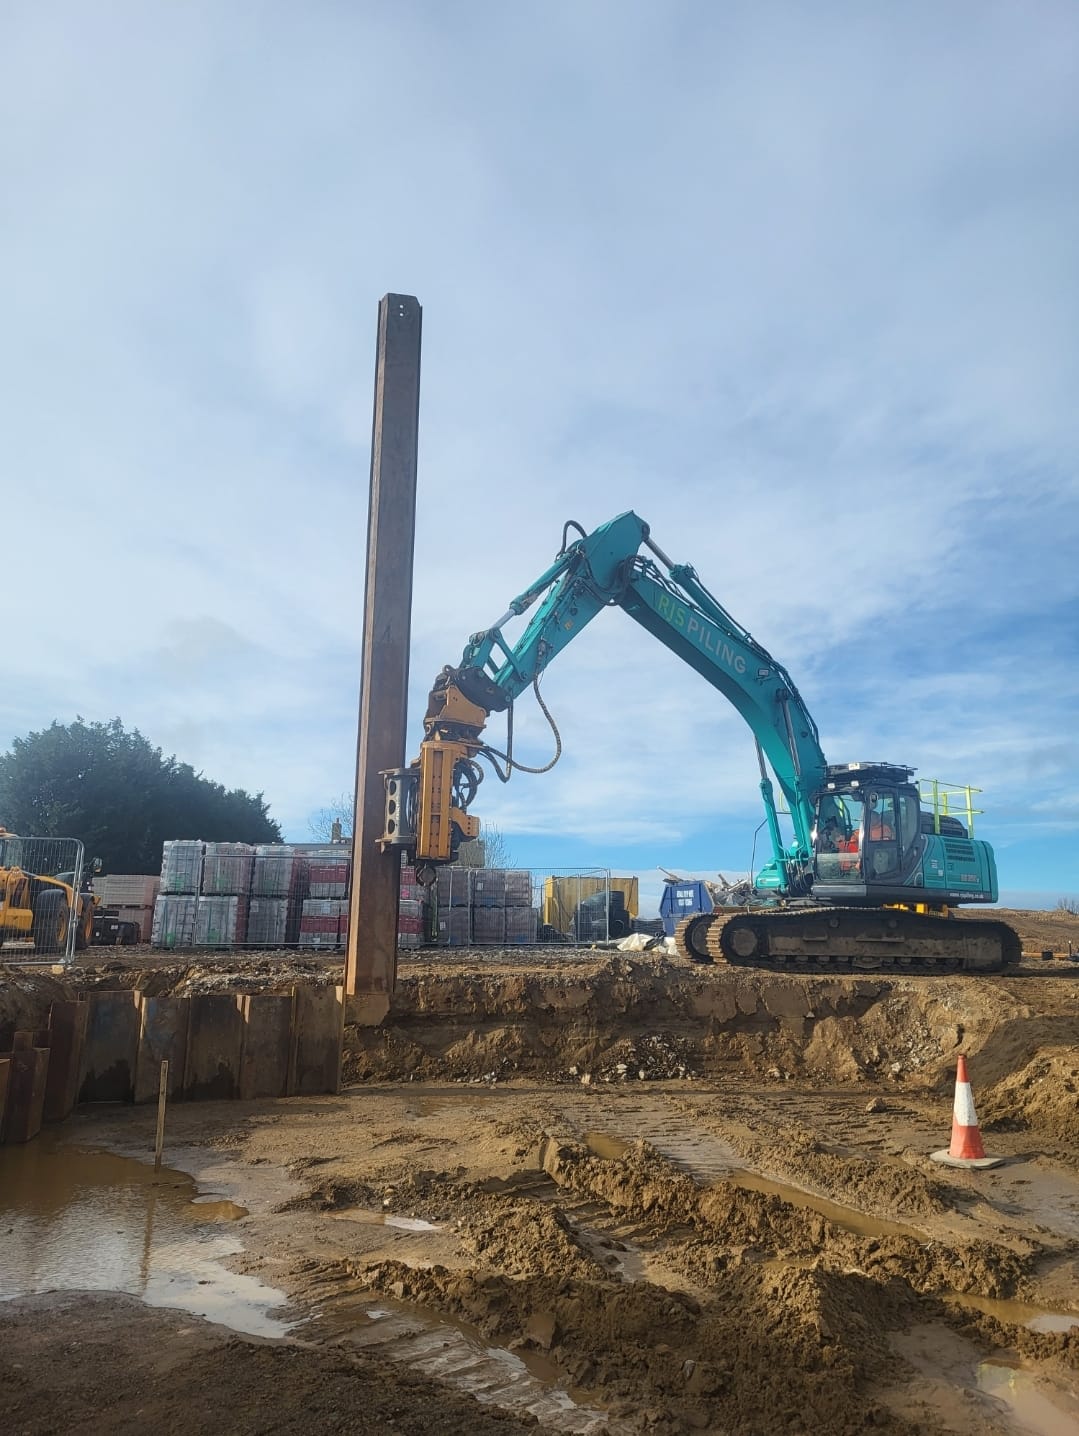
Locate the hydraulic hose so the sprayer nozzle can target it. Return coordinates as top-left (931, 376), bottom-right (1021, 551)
top-left (481, 673), bottom-right (563, 781)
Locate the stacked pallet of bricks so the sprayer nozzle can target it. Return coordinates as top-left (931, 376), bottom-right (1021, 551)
top-left (435, 868), bottom-right (536, 946)
top-left (92, 873), bottom-right (160, 942)
top-left (194, 843), bottom-right (251, 947)
top-left (150, 843), bottom-right (429, 951)
top-left (249, 845), bottom-right (307, 947)
top-left (471, 868), bottom-right (536, 946)
top-left (299, 898), bottom-right (349, 949)
top-left (153, 841), bottom-right (312, 949)
top-left (299, 850), bottom-right (351, 949)
top-left (398, 864), bottom-right (423, 949)
top-left (435, 866), bottom-right (472, 946)
top-left (152, 841), bottom-right (204, 948)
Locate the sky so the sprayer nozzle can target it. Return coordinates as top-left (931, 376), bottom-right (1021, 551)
top-left (3, 1), bottom-right (1078, 913)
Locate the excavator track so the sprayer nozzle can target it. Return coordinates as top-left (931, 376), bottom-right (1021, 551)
top-left (679, 908), bottom-right (1021, 974)
top-left (673, 911), bottom-right (738, 964)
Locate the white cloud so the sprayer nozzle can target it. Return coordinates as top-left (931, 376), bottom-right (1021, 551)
top-left (2, 2), bottom-right (1078, 888)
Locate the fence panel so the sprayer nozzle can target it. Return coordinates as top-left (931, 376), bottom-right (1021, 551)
top-left (430, 866), bottom-right (618, 950)
top-left (0, 835), bottom-right (86, 963)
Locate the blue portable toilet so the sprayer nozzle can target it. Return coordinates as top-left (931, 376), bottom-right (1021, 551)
top-left (659, 880), bottom-right (713, 935)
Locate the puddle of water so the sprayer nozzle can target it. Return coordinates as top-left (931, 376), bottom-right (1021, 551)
top-left (583, 1131), bottom-right (631, 1161)
top-left (722, 1169), bottom-right (926, 1241)
top-left (977, 1358), bottom-right (1079, 1436)
top-left (329, 1210), bottom-right (443, 1232)
top-left (316, 1293), bottom-right (622, 1434)
top-left (948, 1291), bottom-right (1079, 1334)
top-left (189, 1196), bottom-right (250, 1221)
top-left (0, 1132), bottom-right (291, 1338)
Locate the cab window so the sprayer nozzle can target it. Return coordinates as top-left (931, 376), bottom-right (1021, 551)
top-left (898, 791), bottom-right (921, 855)
top-left (866, 792), bottom-right (899, 876)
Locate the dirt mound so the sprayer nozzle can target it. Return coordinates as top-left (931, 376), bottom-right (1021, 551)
top-left (980, 1045), bottom-right (1079, 1144)
top-left (0, 965), bottom-right (71, 1040)
top-left (988, 907), bottom-right (1079, 955)
top-left (358, 1257), bottom-right (905, 1435)
top-left (732, 1126), bottom-right (960, 1219)
top-left (540, 1138), bottom-right (1033, 1299)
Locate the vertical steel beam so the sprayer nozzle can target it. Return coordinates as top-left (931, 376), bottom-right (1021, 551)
top-left (345, 294), bottom-right (422, 1018)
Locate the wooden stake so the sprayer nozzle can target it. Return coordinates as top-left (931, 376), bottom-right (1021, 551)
top-left (154, 1059), bottom-right (169, 1173)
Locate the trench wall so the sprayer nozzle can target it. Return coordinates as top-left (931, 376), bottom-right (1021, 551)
top-left (343, 962), bottom-right (1075, 1091)
top-left (0, 984), bottom-right (344, 1144)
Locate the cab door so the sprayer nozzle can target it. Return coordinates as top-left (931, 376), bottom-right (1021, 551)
top-left (864, 791), bottom-right (900, 880)
top-left (865, 788), bottom-right (924, 886)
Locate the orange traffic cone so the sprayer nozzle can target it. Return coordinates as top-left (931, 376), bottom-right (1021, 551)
top-left (931, 1055), bottom-right (1004, 1169)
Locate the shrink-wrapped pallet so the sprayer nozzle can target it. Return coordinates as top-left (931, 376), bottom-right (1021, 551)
top-left (252, 845), bottom-right (306, 898)
top-left (471, 907), bottom-right (505, 945)
top-left (504, 870), bottom-right (533, 907)
top-left (504, 907), bottom-right (538, 945)
top-left (396, 896), bottom-right (423, 949)
top-left (202, 843), bottom-right (255, 896)
top-left (246, 897), bottom-right (290, 947)
top-left (195, 895), bottom-right (248, 947)
top-left (160, 841), bottom-right (204, 895)
top-left (152, 894), bottom-right (198, 948)
top-left (436, 867), bottom-right (471, 909)
top-left (435, 908), bottom-right (471, 946)
top-left (307, 852), bottom-right (351, 899)
top-left (469, 870), bottom-right (505, 907)
top-left (299, 898), bottom-right (348, 949)
top-left (93, 874), bottom-right (160, 908)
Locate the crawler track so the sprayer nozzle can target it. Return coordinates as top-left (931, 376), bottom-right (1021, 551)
top-left (676, 908), bottom-right (1022, 974)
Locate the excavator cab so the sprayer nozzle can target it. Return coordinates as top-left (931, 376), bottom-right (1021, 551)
top-left (811, 763), bottom-right (925, 899)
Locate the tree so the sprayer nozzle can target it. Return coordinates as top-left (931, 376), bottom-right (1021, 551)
top-left (0, 717), bottom-right (281, 873)
top-left (457, 823), bottom-right (514, 868)
top-left (309, 790), bottom-right (514, 866)
top-left (1055, 897), bottom-right (1079, 915)
top-left (308, 791), bottom-right (355, 843)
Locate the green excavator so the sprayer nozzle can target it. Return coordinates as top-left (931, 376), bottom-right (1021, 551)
top-left (382, 512), bottom-right (1020, 974)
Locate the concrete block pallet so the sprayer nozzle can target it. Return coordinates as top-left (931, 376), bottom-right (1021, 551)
top-left (201, 843), bottom-right (255, 896)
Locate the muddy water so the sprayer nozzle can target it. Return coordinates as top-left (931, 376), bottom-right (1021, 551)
top-left (330, 1210), bottom-right (444, 1232)
top-left (316, 1292), bottom-right (632, 1434)
top-left (947, 1291), bottom-right (1079, 1334)
top-left (892, 1322), bottom-right (1079, 1435)
top-left (0, 1133), bottom-right (291, 1337)
top-left (583, 1125), bottom-right (931, 1240)
top-left (583, 1131), bottom-right (631, 1161)
top-left (724, 1168), bottom-right (928, 1241)
top-left (976, 1357), bottom-right (1079, 1435)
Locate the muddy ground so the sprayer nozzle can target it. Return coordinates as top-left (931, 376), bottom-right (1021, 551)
top-left (2, 911), bottom-right (1078, 1434)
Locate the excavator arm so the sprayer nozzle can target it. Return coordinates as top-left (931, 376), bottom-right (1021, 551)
top-left (383, 512), bottom-right (827, 891)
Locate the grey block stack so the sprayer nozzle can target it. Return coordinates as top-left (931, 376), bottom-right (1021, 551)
top-left (472, 868), bottom-right (535, 946)
top-left (436, 867), bottom-right (471, 908)
top-left (202, 843), bottom-right (255, 895)
top-left (160, 840), bottom-right (204, 894)
top-left (435, 867), bottom-right (536, 947)
top-left (246, 897), bottom-right (290, 947)
top-left (195, 896), bottom-right (248, 947)
top-left (252, 845), bottom-right (305, 898)
top-left (151, 894), bottom-right (198, 948)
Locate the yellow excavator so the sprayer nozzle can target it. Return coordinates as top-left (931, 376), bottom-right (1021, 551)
top-left (0, 828), bottom-right (98, 955)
